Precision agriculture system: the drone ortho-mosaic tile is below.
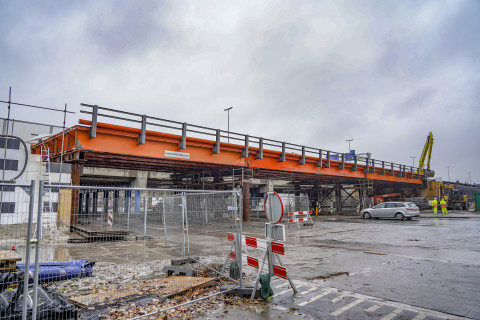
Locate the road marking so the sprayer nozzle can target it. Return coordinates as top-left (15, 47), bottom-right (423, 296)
top-left (299, 287), bottom-right (317, 295)
top-left (290, 280), bottom-right (466, 320)
top-left (331, 293), bottom-right (347, 303)
top-left (365, 305), bottom-right (380, 312)
top-left (412, 313), bottom-right (426, 320)
top-left (298, 290), bottom-right (332, 307)
top-left (331, 298), bottom-right (364, 316)
top-left (275, 287), bottom-right (301, 296)
top-left (380, 308), bottom-right (403, 320)
top-left (273, 283), bottom-right (286, 289)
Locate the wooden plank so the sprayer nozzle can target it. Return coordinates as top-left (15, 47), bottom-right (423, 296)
top-left (69, 276), bottom-right (216, 307)
top-left (0, 250), bottom-right (21, 272)
top-left (58, 189), bottom-right (72, 226)
top-left (0, 250), bottom-right (21, 262)
top-left (72, 225), bottom-right (130, 236)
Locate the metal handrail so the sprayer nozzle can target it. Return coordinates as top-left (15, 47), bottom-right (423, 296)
top-left (80, 103), bottom-right (420, 175)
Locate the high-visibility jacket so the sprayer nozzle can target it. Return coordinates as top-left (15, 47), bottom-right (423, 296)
top-left (432, 200), bottom-right (438, 207)
top-left (440, 200), bottom-right (447, 208)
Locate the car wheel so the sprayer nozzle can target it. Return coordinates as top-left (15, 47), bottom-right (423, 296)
top-left (363, 212), bottom-right (371, 219)
top-left (395, 213), bottom-right (404, 220)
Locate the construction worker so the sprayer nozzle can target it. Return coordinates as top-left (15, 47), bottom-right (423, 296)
top-left (432, 197), bottom-right (438, 215)
top-left (440, 198), bottom-right (448, 215)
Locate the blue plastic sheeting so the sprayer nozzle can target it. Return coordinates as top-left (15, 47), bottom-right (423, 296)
top-left (17, 260), bottom-right (95, 282)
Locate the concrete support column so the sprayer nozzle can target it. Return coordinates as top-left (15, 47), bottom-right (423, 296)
top-left (242, 182), bottom-right (251, 222)
top-left (131, 171), bottom-right (148, 188)
top-left (259, 179), bottom-right (275, 193)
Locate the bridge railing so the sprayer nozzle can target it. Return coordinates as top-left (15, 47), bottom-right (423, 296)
top-left (80, 104), bottom-right (420, 178)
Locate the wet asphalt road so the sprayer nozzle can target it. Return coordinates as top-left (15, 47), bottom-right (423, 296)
top-left (52, 211), bottom-right (480, 319)
top-left (217, 212), bottom-right (480, 320)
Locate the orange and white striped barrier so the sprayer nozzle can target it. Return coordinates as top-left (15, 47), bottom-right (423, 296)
top-left (287, 211), bottom-right (314, 229)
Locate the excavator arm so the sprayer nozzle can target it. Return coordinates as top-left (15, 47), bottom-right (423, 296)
top-left (419, 131), bottom-right (433, 175)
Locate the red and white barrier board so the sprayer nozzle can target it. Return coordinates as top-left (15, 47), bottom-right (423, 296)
top-left (227, 233), bottom-right (288, 279)
top-left (287, 211), bottom-right (314, 228)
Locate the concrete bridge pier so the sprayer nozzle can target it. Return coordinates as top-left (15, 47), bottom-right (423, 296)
top-left (131, 171), bottom-right (148, 188)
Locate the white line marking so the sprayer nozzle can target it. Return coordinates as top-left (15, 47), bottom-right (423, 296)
top-left (299, 287), bottom-right (317, 295)
top-left (273, 283), bottom-right (286, 289)
top-left (290, 280), bottom-right (466, 320)
top-left (298, 290), bottom-right (332, 307)
top-left (380, 308), bottom-right (403, 320)
top-left (365, 305), bottom-right (380, 312)
top-left (331, 298), bottom-right (364, 316)
top-left (275, 287), bottom-right (298, 296)
top-left (331, 293), bottom-right (347, 303)
top-left (412, 313), bottom-right (426, 320)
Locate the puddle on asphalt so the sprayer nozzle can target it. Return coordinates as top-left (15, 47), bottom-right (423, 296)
top-left (308, 272), bottom-right (349, 280)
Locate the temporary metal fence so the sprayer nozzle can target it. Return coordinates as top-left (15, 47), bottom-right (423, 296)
top-left (0, 182), bottom-right (243, 320)
top-left (250, 194), bottom-right (309, 221)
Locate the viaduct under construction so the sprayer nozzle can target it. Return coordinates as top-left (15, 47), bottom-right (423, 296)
top-left (31, 103), bottom-right (424, 221)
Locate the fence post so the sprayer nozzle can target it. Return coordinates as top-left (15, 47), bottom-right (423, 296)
top-left (181, 192), bottom-right (186, 258)
top-left (143, 196), bottom-right (148, 237)
top-left (235, 189), bottom-right (243, 287)
top-left (32, 181), bottom-right (44, 320)
top-left (22, 180), bottom-right (35, 320)
top-left (125, 190), bottom-right (130, 230)
top-left (182, 192), bottom-right (190, 257)
top-left (162, 197), bottom-right (167, 246)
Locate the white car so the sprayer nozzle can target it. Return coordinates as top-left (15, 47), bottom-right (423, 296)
top-left (361, 202), bottom-right (420, 220)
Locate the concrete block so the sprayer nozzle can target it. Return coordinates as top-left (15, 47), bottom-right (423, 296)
top-left (171, 257), bottom-right (199, 266)
top-left (163, 266), bottom-right (197, 277)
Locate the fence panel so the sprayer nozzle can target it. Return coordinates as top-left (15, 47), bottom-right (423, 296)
top-left (250, 194), bottom-right (309, 221)
top-left (0, 182), bottom-right (37, 320)
top-left (163, 193), bottom-right (185, 256)
top-left (1, 183), bottom-right (243, 320)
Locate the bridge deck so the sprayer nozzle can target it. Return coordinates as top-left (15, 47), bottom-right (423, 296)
top-left (32, 120), bottom-right (422, 185)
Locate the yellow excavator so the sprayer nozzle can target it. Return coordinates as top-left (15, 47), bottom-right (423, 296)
top-left (419, 131), bottom-right (434, 177)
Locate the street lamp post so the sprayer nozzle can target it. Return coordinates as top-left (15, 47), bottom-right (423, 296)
top-left (410, 156), bottom-right (416, 167)
top-left (468, 171), bottom-right (472, 184)
top-left (346, 139), bottom-right (353, 152)
top-left (224, 107), bottom-right (233, 143)
top-left (446, 166), bottom-right (451, 182)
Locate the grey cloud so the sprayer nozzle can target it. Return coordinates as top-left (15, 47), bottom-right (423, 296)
top-left (0, 0), bottom-right (479, 182)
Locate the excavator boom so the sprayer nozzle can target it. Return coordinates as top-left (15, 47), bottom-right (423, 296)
top-left (419, 131), bottom-right (434, 175)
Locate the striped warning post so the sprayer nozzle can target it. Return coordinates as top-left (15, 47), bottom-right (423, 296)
top-left (107, 210), bottom-right (113, 227)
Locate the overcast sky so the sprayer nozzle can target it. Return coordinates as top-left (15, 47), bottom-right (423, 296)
top-left (1, 1), bottom-right (479, 183)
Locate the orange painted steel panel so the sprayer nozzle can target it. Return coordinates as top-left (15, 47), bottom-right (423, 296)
top-left (35, 120), bottom-right (422, 185)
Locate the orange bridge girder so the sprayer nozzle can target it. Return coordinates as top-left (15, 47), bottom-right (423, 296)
top-left (31, 120), bottom-right (423, 185)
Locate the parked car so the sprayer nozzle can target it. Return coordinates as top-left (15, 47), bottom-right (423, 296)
top-left (361, 202), bottom-right (420, 220)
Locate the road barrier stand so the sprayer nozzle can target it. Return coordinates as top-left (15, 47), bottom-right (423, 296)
top-left (287, 211), bottom-right (314, 229)
top-left (226, 232), bottom-right (297, 301)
